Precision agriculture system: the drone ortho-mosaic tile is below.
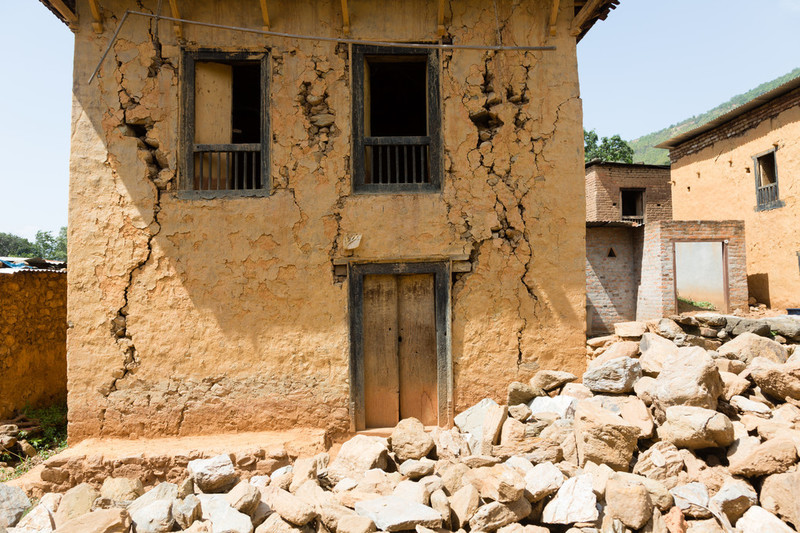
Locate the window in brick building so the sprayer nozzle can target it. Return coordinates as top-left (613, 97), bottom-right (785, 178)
top-left (181, 50), bottom-right (269, 197)
top-left (753, 149), bottom-right (783, 211)
top-left (352, 45), bottom-right (441, 192)
top-left (620, 189), bottom-right (644, 222)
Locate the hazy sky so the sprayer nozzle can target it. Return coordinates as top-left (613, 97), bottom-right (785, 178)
top-left (2, 1), bottom-right (799, 239)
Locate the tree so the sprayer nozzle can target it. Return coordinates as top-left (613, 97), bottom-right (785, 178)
top-left (0, 233), bottom-right (36, 257)
top-left (34, 227), bottom-right (68, 261)
top-left (584, 129), bottom-right (635, 164)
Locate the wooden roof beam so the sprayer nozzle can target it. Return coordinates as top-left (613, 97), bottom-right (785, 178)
top-left (341, 0), bottom-right (350, 35)
top-left (168, 0), bottom-right (183, 39)
top-left (549, 0), bottom-right (560, 36)
top-left (48, 0), bottom-right (78, 28)
top-left (570, 0), bottom-right (603, 36)
top-left (259, 0), bottom-right (270, 30)
top-left (88, 0), bottom-right (103, 33)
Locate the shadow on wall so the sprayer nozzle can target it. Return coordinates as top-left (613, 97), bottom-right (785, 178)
top-left (748, 273), bottom-right (771, 307)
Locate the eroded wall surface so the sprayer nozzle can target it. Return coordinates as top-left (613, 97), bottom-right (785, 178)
top-left (0, 271), bottom-right (67, 418)
top-left (671, 92), bottom-right (800, 309)
top-left (67, 0), bottom-right (587, 440)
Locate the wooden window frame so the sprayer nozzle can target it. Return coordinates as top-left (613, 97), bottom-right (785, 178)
top-left (620, 188), bottom-right (645, 223)
top-left (351, 45), bottom-right (442, 193)
top-left (753, 147), bottom-right (784, 211)
top-left (180, 49), bottom-right (270, 198)
top-left (347, 261), bottom-right (452, 431)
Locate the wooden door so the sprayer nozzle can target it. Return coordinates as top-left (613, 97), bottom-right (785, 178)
top-left (363, 273), bottom-right (438, 427)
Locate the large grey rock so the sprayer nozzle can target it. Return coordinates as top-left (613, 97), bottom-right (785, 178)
top-left (767, 316), bottom-right (800, 340)
top-left (657, 318), bottom-right (684, 339)
top-left (541, 474), bottom-right (598, 524)
top-left (354, 496), bottom-right (442, 532)
top-left (454, 399), bottom-right (501, 455)
top-left (725, 317), bottom-right (771, 337)
top-left (51, 508), bottom-right (131, 533)
top-left (750, 358), bottom-right (800, 401)
top-left (198, 494), bottom-right (254, 533)
top-left (523, 462), bottom-right (564, 502)
top-left (639, 333), bottom-right (678, 376)
top-left (0, 484), bottom-right (31, 528)
top-left (188, 455), bottom-right (238, 493)
top-left (653, 347), bottom-right (723, 409)
top-left (574, 401), bottom-right (639, 471)
top-left (390, 418), bottom-right (434, 462)
top-left (718, 332), bottom-right (788, 364)
top-left (760, 470), bottom-right (800, 527)
top-left (736, 506), bottom-right (795, 533)
top-left (728, 437), bottom-right (798, 478)
top-left (670, 482), bottom-right (711, 519)
top-left (468, 499), bottom-right (530, 532)
top-left (327, 435), bottom-right (390, 483)
top-left (709, 479), bottom-right (757, 523)
top-left (100, 477), bottom-right (143, 503)
top-left (582, 357), bottom-right (641, 394)
top-left (130, 499), bottom-right (174, 533)
top-left (529, 370), bottom-right (576, 392)
top-left (657, 406), bottom-right (734, 449)
top-left (53, 483), bottom-right (98, 527)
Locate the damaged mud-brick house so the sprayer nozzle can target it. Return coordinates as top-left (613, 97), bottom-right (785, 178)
top-left (584, 161), bottom-right (748, 336)
top-left (658, 75), bottom-right (800, 311)
top-left (41, 0), bottom-right (619, 440)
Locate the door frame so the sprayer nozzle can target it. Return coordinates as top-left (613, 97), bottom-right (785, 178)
top-left (671, 239), bottom-right (730, 314)
top-left (348, 261), bottom-right (451, 431)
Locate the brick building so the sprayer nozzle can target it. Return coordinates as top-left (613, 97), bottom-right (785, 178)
top-left (585, 163), bottom-right (747, 335)
top-left (585, 161), bottom-right (671, 223)
top-left (658, 76), bottom-right (800, 310)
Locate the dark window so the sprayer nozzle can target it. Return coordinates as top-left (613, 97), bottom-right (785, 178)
top-left (753, 149), bottom-right (782, 211)
top-left (352, 45), bottom-right (441, 192)
top-left (620, 189), bottom-right (644, 221)
top-left (182, 50), bottom-right (269, 196)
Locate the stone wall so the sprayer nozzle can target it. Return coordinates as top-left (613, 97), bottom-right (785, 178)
top-left (585, 162), bottom-right (672, 223)
top-left (0, 271), bottom-right (67, 418)
top-left (670, 87), bottom-right (800, 309)
top-left (67, 0), bottom-right (588, 441)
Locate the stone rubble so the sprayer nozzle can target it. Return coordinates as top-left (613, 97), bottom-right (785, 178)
top-left (1, 312), bottom-right (800, 532)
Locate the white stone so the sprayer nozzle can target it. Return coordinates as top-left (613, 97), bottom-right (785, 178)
top-left (582, 357), bottom-right (641, 394)
top-left (454, 398), bottom-right (500, 455)
top-left (354, 496), bottom-right (442, 532)
top-left (187, 455), bottom-right (238, 493)
top-left (709, 479), bottom-right (757, 523)
top-left (198, 494), bottom-right (254, 533)
top-left (670, 482), bottom-right (710, 519)
top-left (730, 395), bottom-right (771, 414)
top-left (523, 462), bottom-right (564, 502)
top-left (128, 483), bottom-right (178, 518)
top-left (736, 506), bottom-right (795, 533)
top-left (639, 332), bottom-right (678, 376)
top-left (528, 395), bottom-right (576, 420)
top-left (327, 435), bottom-right (390, 483)
top-left (12, 503), bottom-right (55, 532)
top-left (541, 474), bottom-right (598, 525)
top-left (0, 484), bottom-right (31, 528)
top-left (614, 321), bottom-right (647, 338)
top-left (654, 347), bottom-right (724, 410)
top-left (130, 499), bottom-right (175, 533)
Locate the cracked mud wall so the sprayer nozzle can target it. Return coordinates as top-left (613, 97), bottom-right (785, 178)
top-left (67, 0), bottom-right (586, 441)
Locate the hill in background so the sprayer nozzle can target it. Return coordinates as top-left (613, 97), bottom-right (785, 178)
top-left (628, 67), bottom-right (800, 165)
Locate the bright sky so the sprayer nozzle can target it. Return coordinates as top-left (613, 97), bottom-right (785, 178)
top-left (2, 1), bottom-right (800, 239)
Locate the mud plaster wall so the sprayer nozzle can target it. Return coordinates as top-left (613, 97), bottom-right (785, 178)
top-left (67, 0), bottom-right (587, 441)
top-left (0, 272), bottom-right (67, 418)
top-left (670, 98), bottom-right (800, 309)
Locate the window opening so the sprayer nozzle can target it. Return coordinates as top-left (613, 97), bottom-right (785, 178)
top-left (754, 150), bottom-right (781, 210)
top-left (607, 248), bottom-right (616, 258)
top-left (183, 51), bottom-right (269, 195)
top-left (621, 189), bottom-right (644, 221)
top-left (353, 45), bottom-right (441, 192)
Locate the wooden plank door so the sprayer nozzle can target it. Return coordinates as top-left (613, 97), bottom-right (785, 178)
top-left (397, 274), bottom-right (438, 425)
top-left (363, 273), bottom-right (438, 427)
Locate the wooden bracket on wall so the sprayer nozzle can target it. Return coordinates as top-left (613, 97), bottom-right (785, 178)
top-left (87, 0), bottom-right (103, 33)
top-left (341, 0), bottom-right (350, 35)
top-left (259, 0), bottom-right (270, 31)
top-left (571, 0), bottom-right (602, 36)
top-left (48, 0), bottom-right (78, 30)
top-left (549, 0), bottom-right (560, 36)
top-left (168, 0), bottom-right (183, 39)
top-left (437, 0), bottom-right (445, 36)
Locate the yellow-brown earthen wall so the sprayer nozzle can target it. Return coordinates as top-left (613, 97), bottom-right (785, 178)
top-left (671, 105), bottom-right (800, 309)
top-left (67, 0), bottom-right (587, 441)
top-left (0, 271), bottom-right (67, 418)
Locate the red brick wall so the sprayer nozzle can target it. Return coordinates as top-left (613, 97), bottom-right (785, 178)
top-left (636, 220), bottom-right (748, 320)
top-left (585, 163), bottom-right (672, 223)
top-left (669, 86), bottom-right (800, 162)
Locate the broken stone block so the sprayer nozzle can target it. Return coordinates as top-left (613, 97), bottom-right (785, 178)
top-left (657, 406), bottom-right (734, 450)
top-left (454, 398), bottom-right (501, 455)
top-left (336, 515), bottom-right (376, 533)
top-left (529, 370), bottom-right (576, 392)
top-left (261, 486), bottom-right (318, 526)
top-left (52, 508), bottom-right (132, 533)
top-left (615, 321), bottom-right (647, 338)
top-left (226, 481), bottom-right (261, 516)
top-left (574, 401), bottom-right (639, 471)
top-left (188, 455), bottom-right (238, 493)
top-left (528, 395), bottom-right (576, 420)
top-left (670, 482), bottom-right (711, 519)
top-left (523, 461), bottom-right (564, 502)
top-left (390, 418), bottom-right (435, 462)
top-left (327, 435), bottom-right (390, 483)
top-left (130, 498), bottom-right (175, 533)
top-left (654, 347), bottom-right (724, 410)
top-left (199, 494), bottom-right (255, 533)
top-left (448, 483), bottom-right (480, 529)
top-left (605, 475), bottom-right (654, 530)
top-left (728, 437), bottom-right (798, 478)
top-left (173, 495), bottom-right (202, 530)
top-left (708, 478), bottom-right (756, 523)
top-left (736, 506), bottom-right (795, 533)
top-left (468, 498), bottom-right (530, 532)
top-left (639, 332), bottom-right (678, 376)
top-left (541, 474), bottom-right (598, 525)
top-left (583, 356), bottom-right (642, 394)
top-left (0, 484), bottom-right (31, 528)
top-left (53, 483), bottom-right (99, 527)
top-left (760, 470), bottom-right (800, 526)
top-left (464, 464), bottom-right (524, 503)
top-left (11, 501), bottom-right (55, 532)
top-left (718, 332), bottom-right (788, 364)
top-left (398, 458), bottom-right (436, 479)
top-left (507, 382), bottom-right (541, 406)
top-left (354, 496), bottom-right (442, 532)
top-left (100, 477), bottom-right (144, 503)
top-left (633, 441), bottom-right (685, 484)
top-left (749, 357), bottom-right (800, 401)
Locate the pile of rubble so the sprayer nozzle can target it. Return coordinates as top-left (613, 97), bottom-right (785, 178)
top-left (2, 313), bottom-right (800, 533)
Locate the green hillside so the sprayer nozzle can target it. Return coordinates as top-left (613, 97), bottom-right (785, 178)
top-left (629, 67), bottom-right (800, 165)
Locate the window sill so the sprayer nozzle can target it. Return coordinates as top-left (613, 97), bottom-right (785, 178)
top-left (177, 189), bottom-right (271, 200)
top-left (353, 183), bottom-right (440, 194)
top-left (754, 200), bottom-right (785, 212)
